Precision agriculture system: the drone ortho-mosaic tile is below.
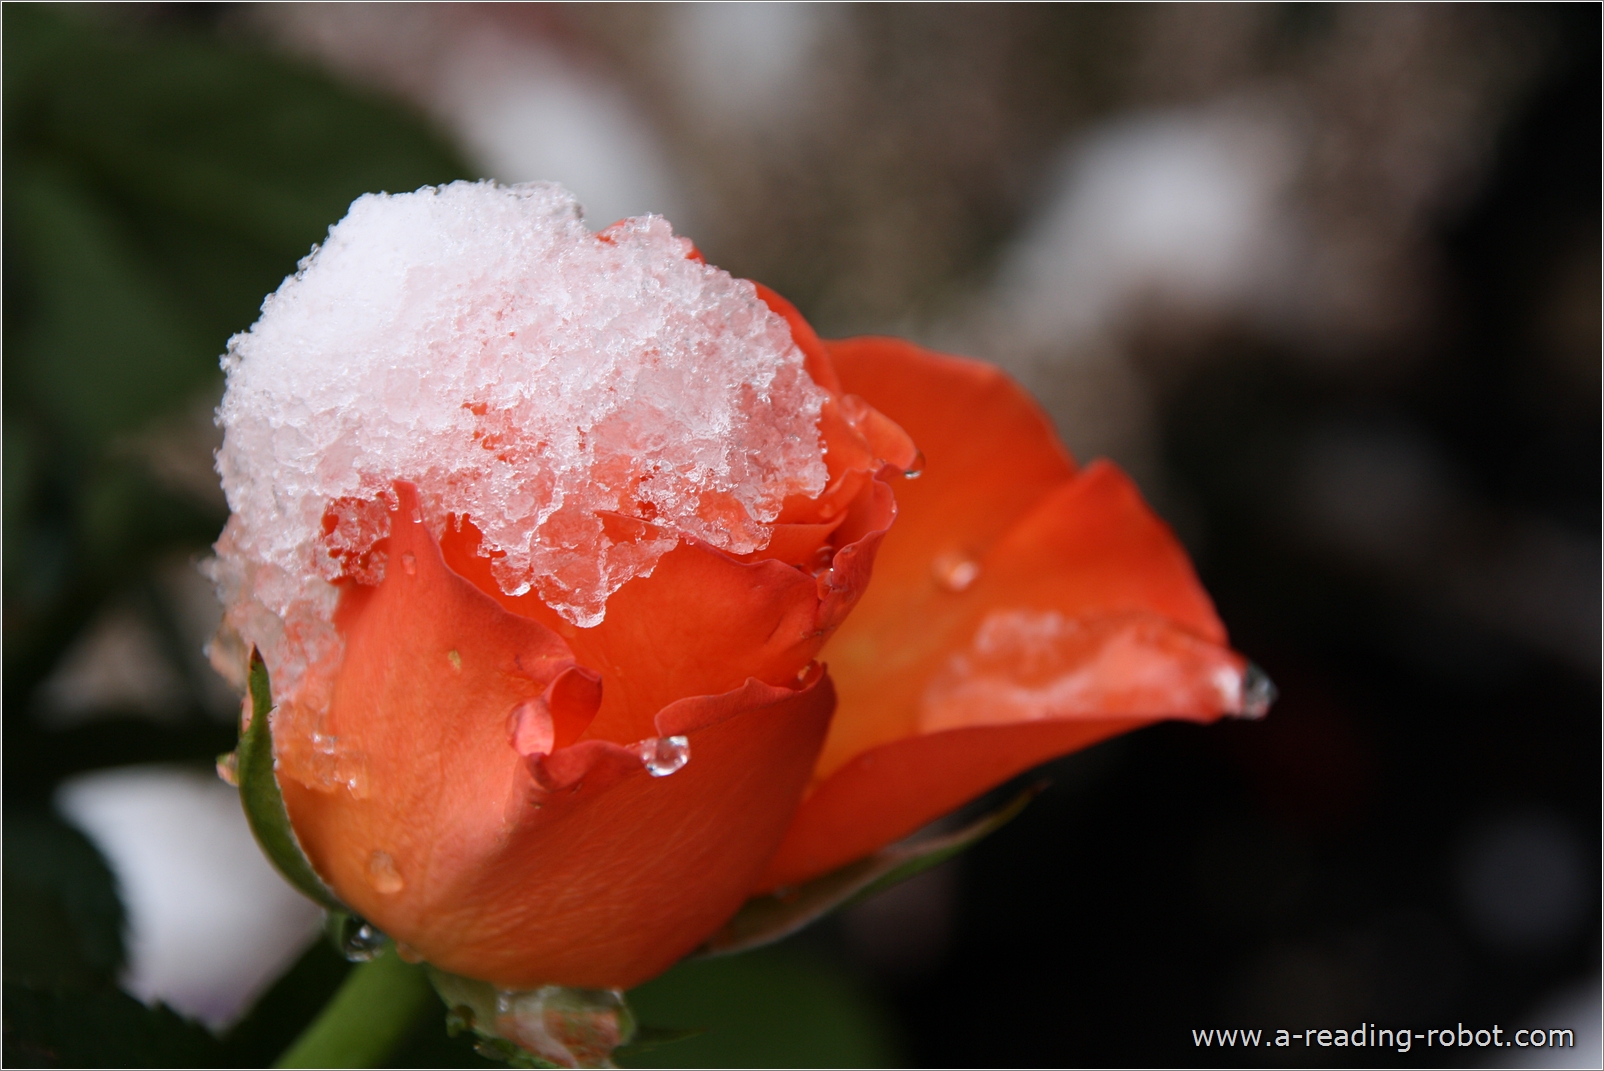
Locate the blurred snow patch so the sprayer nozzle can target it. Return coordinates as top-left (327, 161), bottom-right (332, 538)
top-left (992, 101), bottom-right (1300, 348)
top-left (434, 31), bottom-right (680, 225)
top-left (1502, 978), bottom-right (1602, 1068)
top-left (945, 100), bottom-right (1301, 478)
top-left (55, 766), bottom-right (322, 1030)
top-left (666, 3), bottom-right (835, 128)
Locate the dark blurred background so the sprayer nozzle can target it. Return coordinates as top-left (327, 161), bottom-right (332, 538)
top-left (5, 4), bottom-right (1598, 1067)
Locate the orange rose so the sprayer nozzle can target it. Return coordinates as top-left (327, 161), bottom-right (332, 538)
top-left (215, 183), bottom-right (1260, 1015)
top-left (270, 317), bottom-right (918, 989)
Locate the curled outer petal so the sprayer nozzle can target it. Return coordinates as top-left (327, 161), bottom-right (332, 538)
top-left (447, 670), bottom-right (835, 989)
top-left (279, 484), bottom-right (836, 988)
top-left (439, 524), bottom-right (842, 745)
top-left (758, 339), bottom-right (1251, 890)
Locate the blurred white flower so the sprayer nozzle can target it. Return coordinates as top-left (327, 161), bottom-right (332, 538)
top-left (55, 766), bottom-right (323, 1031)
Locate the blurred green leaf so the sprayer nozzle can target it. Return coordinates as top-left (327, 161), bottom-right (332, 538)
top-left (1, 14), bottom-right (471, 1054)
top-left (622, 946), bottom-right (899, 1069)
top-left (7, 159), bottom-right (218, 444)
top-left (2, 810), bottom-right (124, 991)
top-left (2, 1), bottom-right (471, 786)
top-left (5, 5), bottom-right (472, 446)
top-left (610, 1026), bottom-right (707, 1065)
top-left (2, 982), bottom-right (223, 1068)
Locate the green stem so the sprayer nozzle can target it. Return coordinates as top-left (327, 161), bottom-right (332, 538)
top-left (275, 949), bottom-right (433, 1068)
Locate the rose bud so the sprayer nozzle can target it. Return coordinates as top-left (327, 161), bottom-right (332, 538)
top-left (210, 181), bottom-right (1265, 1056)
top-left (211, 182), bottom-right (915, 994)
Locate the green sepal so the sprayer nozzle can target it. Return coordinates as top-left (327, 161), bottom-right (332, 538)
top-left (703, 786), bottom-right (1036, 957)
top-left (236, 647), bottom-right (346, 912)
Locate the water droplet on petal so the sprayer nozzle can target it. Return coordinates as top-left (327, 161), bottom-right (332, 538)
top-left (807, 544), bottom-right (835, 577)
top-left (903, 450), bottom-right (926, 479)
top-left (837, 394), bottom-right (872, 428)
top-left (932, 551), bottom-right (981, 592)
top-left (215, 751), bottom-right (239, 786)
top-left (447, 649), bottom-right (463, 672)
top-left (337, 916), bottom-right (388, 961)
top-left (401, 552), bottom-right (417, 575)
top-left (1232, 662), bottom-right (1277, 719)
top-left (509, 698), bottom-right (555, 759)
top-left (368, 849), bottom-right (405, 894)
top-left (338, 753), bottom-right (371, 799)
top-left (633, 735), bottom-right (690, 777)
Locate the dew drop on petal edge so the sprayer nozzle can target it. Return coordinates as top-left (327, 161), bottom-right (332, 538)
top-left (215, 751), bottom-right (239, 786)
top-left (903, 450), bottom-right (926, 479)
top-left (1233, 662), bottom-right (1277, 719)
top-left (367, 849), bottom-right (405, 894)
top-left (338, 917), bottom-right (388, 962)
top-left (634, 735), bottom-right (691, 777)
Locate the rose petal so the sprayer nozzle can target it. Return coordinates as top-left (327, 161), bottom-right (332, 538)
top-left (985, 462), bottom-right (1227, 644)
top-left (427, 673), bottom-right (836, 989)
top-left (438, 510), bottom-right (885, 746)
top-left (281, 482), bottom-right (577, 929)
top-left (827, 336), bottom-right (1077, 549)
top-left (754, 283), bottom-right (842, 394)
top-left (756, 286), bottom-right (921, 480)
top-left (284, 483), bottom-right (838, 988)
top-left (808, 343), bottom-right (1162, 781)
top-left (758, 340), bottom-right (1241, 889)
top-left (757, 718), bottom-right (1143, 891)
top-left (917, 610), bottom-right (1243, 733)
